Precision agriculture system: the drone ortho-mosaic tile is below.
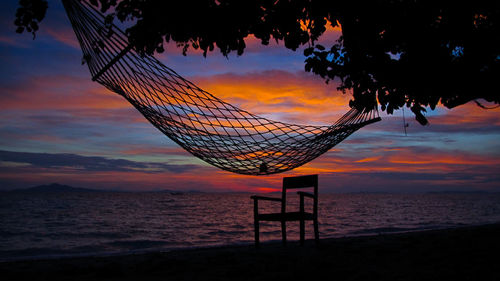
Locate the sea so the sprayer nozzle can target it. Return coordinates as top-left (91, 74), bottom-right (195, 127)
top-left (1, 192), bottom-right (500, 261)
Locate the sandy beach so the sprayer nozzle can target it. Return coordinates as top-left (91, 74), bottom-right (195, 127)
top-left (1, 223), bottom-right (499, 281)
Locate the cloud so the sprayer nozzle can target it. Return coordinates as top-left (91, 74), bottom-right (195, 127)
top-left (1, 142), bottom-right (500, 193)
top-left (371, 102), bottom-right (500, 135)
top-left (1, 74), bottom-right (129, 111)
top-left (1, 66), bottom-right (353, 128)
top-left (117, 145), bottom-right (192, 157)
top-left (43, 26), bottom-right (80, 49)
top-left (191, 70), bottom-right (352, 125)
top-left (426, 102), bottom-right (500, 133)
top-left (0, 150), bottom-right (282, 192)
top-left (0, 150), bottom-right (199, 174)
top-left (0, 36), bottom-right (30, 48)
top-left (2, 66), bottom-right (499, 194)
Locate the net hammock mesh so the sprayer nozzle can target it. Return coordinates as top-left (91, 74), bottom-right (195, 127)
top-left (63, 0), bottom-right (381, 175)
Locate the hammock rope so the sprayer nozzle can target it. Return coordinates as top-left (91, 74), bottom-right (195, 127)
top-left (62, 0), bottom-right (381, 175)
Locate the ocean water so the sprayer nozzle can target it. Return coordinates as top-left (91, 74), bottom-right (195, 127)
top-left (1, 192), bottom-right (500, 261)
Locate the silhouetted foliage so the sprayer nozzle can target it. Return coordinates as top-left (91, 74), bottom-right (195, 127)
top-left (14, 0), bottom-right (47, 38)
top-left (15, 0), bottom-right (500, 124)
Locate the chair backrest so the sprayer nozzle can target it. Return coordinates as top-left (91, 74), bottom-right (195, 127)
top-left (283, 175), bottom-right (318, 190)
top-left (281, 175), bottom-right (318, 213)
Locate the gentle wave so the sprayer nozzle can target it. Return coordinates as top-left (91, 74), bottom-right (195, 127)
top-left (1, 192), bottom-right (500, 261)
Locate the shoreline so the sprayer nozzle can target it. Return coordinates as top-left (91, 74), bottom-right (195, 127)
top-left (0, 223), bottom-right (483, 263)
top-left (2, 223), bottom-right (500, 280)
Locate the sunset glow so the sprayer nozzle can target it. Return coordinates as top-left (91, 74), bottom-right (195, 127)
top-left (1, 1), bottom-right (499, 193)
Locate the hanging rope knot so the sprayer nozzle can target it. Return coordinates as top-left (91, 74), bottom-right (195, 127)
top-left (259, 162), bottom-right (268, 174)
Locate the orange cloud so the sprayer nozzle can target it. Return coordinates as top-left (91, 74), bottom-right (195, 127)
top-left (388, 150), bottom-right (500, 167)
top-left (355, 156), bottom-right (382, 163)
top-left (1, 75), bottom-right (131, 111)
top-left (430, 101), bottom-right (500, 126)
top-left (192, 70), bottom-right (352, 125)
top-left (2, 67), bottom-right (357, 129)
top-left (286, 142), bottom-right (500, 181)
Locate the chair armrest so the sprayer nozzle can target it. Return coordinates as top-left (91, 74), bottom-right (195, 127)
top-left (297, 191), bottom-right (314, 198)
top-left (250, 195), bottom-right (282, 202)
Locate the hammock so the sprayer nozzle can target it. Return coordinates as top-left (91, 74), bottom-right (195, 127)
top-left (62, 0), bottom-right (381, 175)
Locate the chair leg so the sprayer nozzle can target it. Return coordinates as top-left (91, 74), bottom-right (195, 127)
top-left (300, 219), bottom-right (305, 245)
top-left (254, 219), bottom-right (260, 248)
top-left (313, 218), bottom-right (319, 244)
top-left (253, 198), bottom-right (260, 248)
top-left (281, 221), bottom-right (287, 246)
top-left (299, 193), bottom-right (305, 246)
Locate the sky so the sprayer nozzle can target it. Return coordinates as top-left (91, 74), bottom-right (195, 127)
top-left (1, 0), bottom-right (499, 193)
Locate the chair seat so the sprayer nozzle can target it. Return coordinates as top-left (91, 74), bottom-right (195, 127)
top-left (256, 211), bottom-right (314, 221)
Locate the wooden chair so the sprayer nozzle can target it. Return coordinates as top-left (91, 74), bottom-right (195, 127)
top-left (250, 174), bottom-right (319, 247)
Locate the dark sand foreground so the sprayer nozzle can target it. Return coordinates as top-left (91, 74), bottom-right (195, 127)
top-left (2, 224), bottom-right (500, 281)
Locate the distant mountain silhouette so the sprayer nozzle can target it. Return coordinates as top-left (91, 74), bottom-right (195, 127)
top-left (22, 183), bottom-right (102, 192)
